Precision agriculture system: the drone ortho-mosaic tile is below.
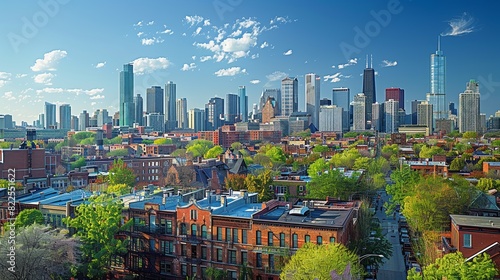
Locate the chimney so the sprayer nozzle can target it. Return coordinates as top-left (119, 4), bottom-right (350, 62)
top-left (162, 190), bottom-right (167, 205)
top-left (206, 189), bottom-right (212, 204)
top-left (240, 189), bottom-right (248, 204)
top-left (229, 188), bottom-right (233, 196)
top-left (221, 195), bottom-right (227, 208)
top-left (40, 192), bottom-right (45, 199)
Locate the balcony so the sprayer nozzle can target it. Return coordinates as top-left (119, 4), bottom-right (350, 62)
top-left (179, 235), bottom-right (203, 244)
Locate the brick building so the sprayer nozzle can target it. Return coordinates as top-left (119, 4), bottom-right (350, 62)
top-left (0, 147), bottom-right (46, 181)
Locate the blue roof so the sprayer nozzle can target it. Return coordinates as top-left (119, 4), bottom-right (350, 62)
top-left (17, 188), bottom-right (60, 204)
top-left (40, 189), bottom-right (91, 206)
top-left (128, 193), bottom-right (186, 211)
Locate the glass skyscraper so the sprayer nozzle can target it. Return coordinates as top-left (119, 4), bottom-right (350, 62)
top-left (305, 73), bottom-right (320, 129)
top-left (239, 86), bottom-right (248, 122)
top-left (205, 97), bottom-right (224, 130)
top-left (427, 37), bottom-right (447, 125)
top-left (362, 65), bottom-right (376, 128)
top-left (120, 64), bottom-right (135, 127)
top-left (332, 87), bottom-right (351, 132)
top-left (134, 94), bottom-right (143, 126)
top-left (281, 77), bottom-right (298, 117)
top-left (59, 104), bottom-right (71, 130)
top-left (146, 86), bottom-right (164, 115)
top-left (165, 81), bottom-right (177, 130)
top-left (225, 93), bottom-right (240, 124)
top-left (44, 102), bottom-right (56, 129)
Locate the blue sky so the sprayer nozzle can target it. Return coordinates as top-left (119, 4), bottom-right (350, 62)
top-left (1, 0), bottom-right (500, 124)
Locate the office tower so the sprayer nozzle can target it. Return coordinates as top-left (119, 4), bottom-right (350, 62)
top-left (38, 113), bottom-right (45, 129)
top-left (480, 113), bottom-right (486, 134)
top-left (352, 93), bottom-right (366, 131)
top-left (188, 108), bottom-right (205, 132)
top-left (71, 115), bottom-right (79, 131)
top-left (59, 104), bottom-right (71, 129)
top-left (320, 98), bottom-right (332, 106)
top-left (251, 103), bottom-right (258, 120)
top-left (417, 101), bottom-right (433, 132)
top-left (281, 77), bottom-right (298, 117)
top-left (79, 110), bottom-right (89, 131)
top-left (205, 97), bottom-right (224, 130)
top-left (332, 87), bottom-right (351, 132)
top-left (362, 57), bottom-right (376, 126)
top-left (225, 93), bottom-right (240, 124)
top-left (165, 81), bottom-right (177, 130)
top-left (97, 109), bottom-right (109, 126)
top-left (411, 100), bottom-right (422, 125)
top-left (449, 102), bottom-right (457, 116)
top-left (319, 105), bottom-right (343, 132)
top-left (176, 98), bottom-right (188, 129)
top-left (0, 114), bottom-right (13, 129)
top-left (146, 113), bottom-right (165, 132)
top-left (259, 89), bottom-right (281, 114)
top-left (262, 97), bottom-right (279, 123)
top-left (427, 37), bottom-right (447, 125)
top-left (120, 63), bottom-right (135, 126)
top-left (134, 94), bottom-right (144, 126)
top-left (112, 112), bottom-right (120, 127)
top-left (239, 86), bottom-right (248, 122)
top-left (371, 102), bottom-right (383, 132)
top-left (44, 102), bottom-right (56, 129)
top-left (385, 88), bottom-right (405, 110)
top-left (384, 99), bottom-right (399, 133)
top-left (146, 86), bottom-right (164, 115)
top-left (459, 79), bottom-right (480, 133)
top-left (305, 73), bottom-right (321, 129)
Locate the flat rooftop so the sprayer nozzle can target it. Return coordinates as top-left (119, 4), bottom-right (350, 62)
top-left (451, 214), bottom-right (500, 230)
top-left (255, 206), bottom-right (352, 228)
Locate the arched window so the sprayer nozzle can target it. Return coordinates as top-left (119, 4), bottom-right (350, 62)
top-left (191, 224), bottom-right (197, 236)
top-left (201, 225), bottom-right (207, 239)
top-left (180, 223), bottom-right (187, 235)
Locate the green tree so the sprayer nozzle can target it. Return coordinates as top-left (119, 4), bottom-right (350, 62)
top-left (307, 158), bottom-right (328, 178)
top-left (107, 148), bottom-right (130, 157)
top-left (407, 252), bottom-right (497, 280)
top-left (206, 267), bottom-right (229, 280)
top-left (449, 157), bottom-right (465, 171)
top-left (153, 138), bottom-right (173, 145)
top-left (253, 153), bottom-right (273, 168)
top-left (353, 157), bottom-right (372, 171)
top-left (74, 131), bottom-right (94, 141)
top-left (141, 139), bottom-right (154, 144)
top-left (307, 169), bottom-right (359, 200)
top-left (329, 148), bottom-right (361, 169)
top-left (106, 183), bottom-right (131, 195)
top-left (171, 148), bottom-right (187, 157)
top-left (108, 159), bottom-right (136, 188)
top-left (204, 145), bottom-right (224, 159)
top-left (385, 165), bottom-right (421, 214)
top-left (381, 144), bottom-right (399, 160)
top-left (14, 209), bottom-right (44, 228)
top-left (70, 156), bottom-right (86, 170)
top-left (107, 136), bottom-right (123, 145)
top-left (312, 145), bottom-right (329, 153)
top-left (419, 145), bottom-right (444, 159)
top-left (243, 170), bottom-right (274, 202)
top-left (79, 137), bottom-right (95, 145)
top-left (476, 177), bottom-right (497, 192)
top-left (280, 242), bottom-right (363, 280)
top-left (231, 142), bottom-right (243, 151)
top-left (462, 131), bottom-right (478, 139)
top-left (64, 195), bottom-right (130, 279)
top-left (186, 139), bottom-right (214, 158)
top-left (224, 174), bottom-right (246, 191)
top-left (265, 146), bottom-right (287, 163)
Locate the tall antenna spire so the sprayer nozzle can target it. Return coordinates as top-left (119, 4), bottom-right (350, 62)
top-left (438, 35), bottom-right (441, 52)
top-left (365, 55), bottom-right (368, 68)
top-left (370, 54), bottom-right (373, 68)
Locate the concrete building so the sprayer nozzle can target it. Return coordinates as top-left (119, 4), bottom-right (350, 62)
top-left (459, 80), bottom-right (481, 134)
top-left (319, 105), bottom-right (343, 132)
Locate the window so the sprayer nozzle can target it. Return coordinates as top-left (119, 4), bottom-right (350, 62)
top-left (180, 223), bottom-right (187, 235)
top-left (181, 244), bottom-right (187, 256)
top-left (292, 234), bottom-right (298, 248)
top-left (201, 246), bottom-right (207, 259)
top-left (216, 248), bottom-right (223, 262)
top-left (132, 255), bottom-right (144, 269)
top-left (242, 229), bottom-right (248, 244)
top-left (149, 239), bottom-right (156, 252)
top-left (165, 220), bottom-right (172, 234)
top-left (317, 236), bottom-right (322, 245)
top-left (228, 249), bottom-right (237, 264)
top-left (229, 271), bottom-right (237, 280)
top-left (464, 234), bottom-right (472, 248)
top-left (330, 237), bottom-right (335, 243)
top-left (191, 245), bottom-right (197, 258)
top-left (241, 251), bottom-right (248, 265)
top-left (305, 235), bottom-right (310, 243)
top-left (201, 225), bottom-right (207, 239)
top-left (191, 209), bottom-right (198, 220)
top-left (233, 228), bottom-right (238, 243)
top-left (279, 233), bottom-right (286, 247)
top-left (269, 254), bottom-right (275, 270)
top-left (160, 261), bottom-right (171, 274)
top-left (160, 240), bottom-right (174, 255)
top-left (256, 253), bottom-right (262, 267)
top-left (268, 231), bottom-right (274, 246)
top-left (217, 227), bottom-right (223, 241)
top-left (181, 264), bottom-right (187, 276)
top-left (191, 224), bottom-right (197, 237)
top-left (256, 231), bottom-right (262, 245)
top-left (226, 228), bottom-right (231, 242)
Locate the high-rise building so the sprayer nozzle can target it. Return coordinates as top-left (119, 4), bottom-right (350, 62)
top-left (188, 108), bottom-right (205, 132)
top-left (352, 93), bottom-right (366, 131)
top-left (79, 110), bottom-right (89, 131)
top-left (59, 104), bottom-right (71, 129)
top-left (38, 113), bottom-right (45, 129)
top-left (362, 59), bottom-right (376, 127)
top-left (384, 99), bottom-right (399, 133)
top-left (385, 88), bottom-right (405, 110)
top-left (417, 101), bottom-right (434, 132)
top-left (320, 98), bottom-right (332, 106)
top-left (262, 97), bottom-right (279, 124)
top-left (176, 98), bottom-right (188, 129)
top-left (259, 89), bottom-right (281, 114)
top-left (319, 105), bottom-right (343, 132)
top-left (239, 86), bottom-right (248, 122)
top-left (44, 102), bottom-right (56, 129)
top-left (281, 77), bottom-right (298, 117)
top-left (205, 97), bottom-right (224, 130)
top-left (449, 102), bottom-right (457, 116)
top-left (411, 100), bottom-right (422, 125)
top-left (427, 37), bottom-right (447, 125)
top-left (134, 94), bottom-right (144, 126)
top-left (119, 64), bottom-right (135, 127)
top-left (0, 115), bottom-right (13, 129)
top-left (305, 73), bottom-right (321, 129)
top-left (165, 81), bottom-right (177, 130)
top-left (459, 79), bottom-right (480, 133)
top-left (145, 113), bottom-right (165, 133)
top-left (371, 102), bottom-right (383, 132)
top-left (71, 115), bottom-right (79, 131)
top-left (146, 86), bottom-right (164, 115)
top-left (225, 93), bottom-right (240, 124)
top-left (332, 87), bottom-right (351, 132)
top-left (97, 109), bottom-right (109, 126)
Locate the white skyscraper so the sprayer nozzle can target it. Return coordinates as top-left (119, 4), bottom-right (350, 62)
top-left (352, 93), bottom-right (366, 131)
top-left (281, 77), bottom-right (298, 117)
top-left (176, 98), bottom-right (188, 129)
top-left (417, 101), bottom-right (433, 132)
top-left (188, 108), bottom-right (205, 132)
top-left (319, 105), bottom-right (343, 132)
top-left (459, 79), bottom-right (480, 133)
top-left (384, 99), bottom-right (399, 133)
top-left (305, 73), bottom-right (320, 129)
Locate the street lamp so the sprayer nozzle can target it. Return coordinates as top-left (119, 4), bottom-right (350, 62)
top-left (358, 254), bottom-right (384, 263)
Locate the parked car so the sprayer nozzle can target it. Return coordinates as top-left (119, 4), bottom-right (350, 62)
top-left (410, 262), bottom-right (422, 274)
top-left (400, 227), bottom-right (408, 235)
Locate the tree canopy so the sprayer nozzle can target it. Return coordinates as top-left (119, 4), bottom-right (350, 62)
top-left (106, 148), bottom-right (129, 158)
top-left (106, 183), bottom-right (131, 195)
top-left (186, 139), bottom-right (214, 158)
top-left (307, 169), bottom-right (360, 200)
top-left (153, 138), bottom-right (173, 145)
top-left (14, 209), bottom-right (44, 229)
top-left (204, 145), bottom-right (224, 159)
top-left (108, 159), bottom-right (136, 188)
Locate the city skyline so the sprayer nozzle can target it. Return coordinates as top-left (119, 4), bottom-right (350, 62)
top-left (1, 2), bottom-right (500, 124)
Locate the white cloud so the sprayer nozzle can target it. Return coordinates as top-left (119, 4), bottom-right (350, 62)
top-left (185, 15), bottom-right (204, 27)
top-left (141, 37), bottom-right (164, 45)
top-left (331, 65), bottom-right (336, 68)
top-left (134, 21), bottom-right (143, 27)
top-left (221, 33), bottom-right (257, 53)
top-left (283, 49), bottom-right (293, 56)
top-left (36, 87), bottom-right (64, 94)
top-left (251, 53), bottom-right (259, 59)
top-left (194, 27), bottom-right (202, 36)
top-left (36, 87), bottom-right (104, 96)
top-left (338, 58), bottom-right (357, 69)
top-left (324, 73), bottom-right (341, 83)
top-left (260, 42), bottom-right (269, 48)
top-left (3, 92), bottom-right (15, 101)
top-left (250, 79), bottom-right (260, 84)
top-left (441, 13), bottom-right (475, 36)
top-left (181, 63), bottom-right (197, 71)
top-left (195, 40), bottom-right (221, 53)
top-left (137, 32), bottom-right (144, 37)
top-left (238, 18), bottom-right (258, 29)
top-left (266, 71), bottom-right (288, 82)
top-left (33, 73), bottom-right (55, 85)
top-left (203, 19), bottom-right (211, 26)
top-left (16, 73), bottom-right (27, 78)
top-left (230, 29), bottom-right (242, 37)
top-left (95, 62), bottom-right (106, 68)
top-left (90, 94), bottom-right (105, 100)
top-left (270, 16), bottom-right (292, 24)
top-left (0, 72), bottom-right (12, 87)
top-left (382, 60), bottom-right (398, 67)
top-left (200, 56), bottom-right (212, 62)
top-left (159, 29), bottom-right (173, 35)
top-left (147, 21), bottom-right (154, 26)
top-left (30, 50), bottom-right (68, 72)
top-left (191, 56), bottom-right (196, 60)
top-left (132, 57), bottom-right (170, 74)
top-left (214, 67), bottom-right (246, 77)
top-left (91, 102), bottom-right (97, 106)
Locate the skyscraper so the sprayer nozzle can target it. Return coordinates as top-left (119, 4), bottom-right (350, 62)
top-left (176, 98), bottom-right (188, 129)
top-left (417, 101), bottom-right (433, 132)
top-left (385, 88), bottom-right (405, 110)
top-left (362, 58), bottom-right (376, 127)
top-left (411, 100), bottom-right (422, 125)
top-left (384, 99), bottom-right (399, 133)
top-left (205, 97), bottom-right (224, 130)
top-left (259, 89), bottom-right (281, 114)
top-left (97, 109), bottom-right (109, 126)
top-left (59, 104), bottom-right (71, 129)
top-left (319, 105), bottom-right (343, 132)
top-left (165, 81), bottom-right (177, 130)
top-left (44, 102), bottom-right (56, 129)
top-left (38, 113), bottom-right (45, 129)
top-left (281, 77), bottom-right (298, 117)
top-left (120, 64), bottom-right (135, 127)
top-left (79, 110), bottom-right (89, 131)
top-left (427, 37), bottom-right (447, 125)
top-left (188, 108), bottom-right (205, 132)
top-left (371, 102), bottom-right (383, 132)
top-left (134, 94), bottom-right (144, 126)
top-left (239, 86), bottom-right (248, 122)
top-left (332, 87), bottom-right (351, 132)
top-left (225, 93), bottom-right (240, 124)
top-left (71, 115), bottom-right (79, 131)
top-left (147, 86), bottom-right (164, 115)
top-left (305, 73), bottom-right (321, 129)
top-left (459, 80), bottom-right (480, 133)
top-left (352, 93), bottom-right (366, 131)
